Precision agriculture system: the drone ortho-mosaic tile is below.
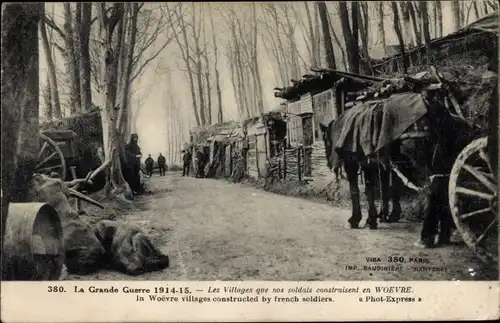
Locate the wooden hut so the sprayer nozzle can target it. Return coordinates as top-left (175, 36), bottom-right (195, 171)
top-left (274, 69), bottom-right (381, 184)
top-left (243, 108), bottom-right (288, 179)
top-left (189, 121), bottom-right (244, 178)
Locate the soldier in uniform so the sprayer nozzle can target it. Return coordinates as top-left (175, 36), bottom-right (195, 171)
top-left (157, 153), bottom-right (167, 176)
top-left (124, 133), bottom-right (143, 194)
top-left (144, 154), bottom-right (154, 177)
top-left (182, 148), bottom-right (192, 177)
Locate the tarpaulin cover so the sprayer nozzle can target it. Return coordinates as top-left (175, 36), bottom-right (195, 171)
top-left (330, 93), bottom-right (428, 157)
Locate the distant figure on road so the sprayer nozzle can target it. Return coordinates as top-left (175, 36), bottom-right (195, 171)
top-left (124, 133), bottom-right (143, 194)
top-left (157, 153), bottom-right (167, 176)
top-left (196, 146), bottom-right (206, 178)
top-left (182, 148), bottom-right (192, 177)
top-left (145, 154), bottom-right (154, 177)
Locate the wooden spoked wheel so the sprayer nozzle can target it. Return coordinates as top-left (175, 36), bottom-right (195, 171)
top-left (36, 134), bottom-right (66, 180)
top-left (449, 137), bottom-right (498, 264)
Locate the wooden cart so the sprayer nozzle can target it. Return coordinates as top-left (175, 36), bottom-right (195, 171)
top-left (447, 14), bottom-right (498, 264)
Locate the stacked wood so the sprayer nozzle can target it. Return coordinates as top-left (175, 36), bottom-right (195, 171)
top-left (283, 147), bottom-right (312, 181)
top-left (310, 140), bottom-right (331, 180)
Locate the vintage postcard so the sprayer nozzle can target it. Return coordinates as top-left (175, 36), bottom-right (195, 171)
top-left (1, 1), bottom-right (499, 322)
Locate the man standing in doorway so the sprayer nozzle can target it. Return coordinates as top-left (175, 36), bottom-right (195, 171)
top-left (145, 154), bottom-right (154, 177)
top-left (157, 153), bottom-right (167, 176)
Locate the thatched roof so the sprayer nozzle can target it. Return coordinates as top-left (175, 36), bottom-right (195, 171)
top-left (190, 121), bottom-right (243, 146)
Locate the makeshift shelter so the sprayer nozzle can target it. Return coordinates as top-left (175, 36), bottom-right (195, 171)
top-left (189, 121), bottom-right (244, 179)
top-left (242, 107), bottom-right (288, 180)
top-left (372, 13), bottom-right (498, 75)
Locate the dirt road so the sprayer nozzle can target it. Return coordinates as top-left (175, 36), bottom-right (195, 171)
top-left (71, 173), bottom-right (497, 281)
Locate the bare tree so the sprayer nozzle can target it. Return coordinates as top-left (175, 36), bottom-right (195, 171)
top-left (78, 3), bottom-right (92, 112)
top-left (63, 3), bottom-right (82, 114)
top-left (167, 4), bottom-right (201, 125)
top-left (400, 2), bottom-right (414, 47)
top-left (94, 3), bottom-right (132, 197)
top-left (419, 1), bottom-right (433, 63)
top-left (391, 1), bottom-right (409, 73)
top-left (39, 13), bottom-right (61, 119)
top-left (317, 1), bottom-right (336, 69)
top-left (209, 6), bottom-right (223, 123)
top-left (378, 2), bottom-right (388, 57)
top-left (407, 1), bottom-right (422, 47)
top-left (338, 1), bottom-right (361, 73)
top-left (1, 3), bottom-right (44, 242)
top-left (435, 0), bottom-right (443, 38)
top-left (451, 0), bottom-right (461, 31)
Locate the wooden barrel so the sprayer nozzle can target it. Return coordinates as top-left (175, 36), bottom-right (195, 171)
top-left (2, 203), bottom-right (65, 280)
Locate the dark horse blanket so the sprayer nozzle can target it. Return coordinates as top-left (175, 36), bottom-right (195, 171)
top-left (327, 93), bottom-right (428, 167)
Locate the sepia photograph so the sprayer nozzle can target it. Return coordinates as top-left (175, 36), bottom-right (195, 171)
top-left (1, 0), bottom-right (498, 289)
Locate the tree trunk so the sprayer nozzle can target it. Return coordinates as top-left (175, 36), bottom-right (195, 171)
top-left (357, 2), bottom-right (372, 74)
top-left (97, 3), bottom-right (131, 198)
top-left (407, 1), bottom-right (422, 47)
top-left (304, 2), bottom-right (318, 67)
top-left (435, 1), bottom-right (443, 37)
top-left (170, 6), bottom-right (201, 126)
top-left (63, 3), bottom-right (82, 115)
top-left (391, 1), bottom-right (409, 73)
top-left (118, 4), bottom-right (139, 136)
top-left (79, 3), bottom-right (92, 112)
top-left (39, 15), bottom-right (61, 119)
top-left (252, 3), bottom-right (265, 115)
top-left (317, 1), bottom-right (336, 69)
top-left (328, 15), bottom-right (348, 70)
top-left (338, 1), bottom-right (360, 73)
top-left (43, 76), bottom-right (53, 121)
top-left (209, 8), bottom-right (223, 123)
top-left (400, 2), bottom-right (414, 47)
top-left (1, 3), bottom-right (44, 246)
top-left (451, 0), bottom-right (461, 31)
top-left (202, 25), bottom-right (212, 124)
top-left (419, 1), bottom-right (433, 64)
top-left (378, 2), bottom-right (387, 57)
top-left (472, 2), bottom-right (480, 21)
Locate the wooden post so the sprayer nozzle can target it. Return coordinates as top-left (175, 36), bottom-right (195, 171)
top-left (297, 147), bottom-right (302, 181)
top-left (1, 3), bottom-right (44, 248)
top-left (282, 147), bottom-right (287, 180)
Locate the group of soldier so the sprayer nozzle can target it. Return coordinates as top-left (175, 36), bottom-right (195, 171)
top-left (122, 133), bottom-right (209, 196)
top-left (144, 153), bottom-right (167, 177)
top-left (182, 145), bottom-right (209, 178)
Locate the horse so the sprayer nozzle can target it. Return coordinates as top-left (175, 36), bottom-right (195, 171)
top-left (320, 90), bottom-right (479, 235)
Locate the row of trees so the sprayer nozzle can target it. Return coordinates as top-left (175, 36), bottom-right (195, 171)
top-left (33, 1), bottom-right (498, 196)
top-left (166, 1), bottom-right (498, 128)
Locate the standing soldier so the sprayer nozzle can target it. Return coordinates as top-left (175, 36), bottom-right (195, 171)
top-left (145, 154), bottom-right (154, 177)
top-left (157, 153), bottom-right (167, 176)
top-left (124, 133), bottom-right (143, 194)
top-left (182, 147), bottom-right (192, 177)
top-left (196, 146), bottom-right (207, 178)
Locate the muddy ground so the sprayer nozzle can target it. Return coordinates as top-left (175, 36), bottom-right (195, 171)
top-left (68, 172), bottom-right (498, 281)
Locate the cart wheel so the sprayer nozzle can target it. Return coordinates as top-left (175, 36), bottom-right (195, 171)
top-left (36, 134), bottom-right (66, 180)
top-left (449, 137), bottom-right (498, 264)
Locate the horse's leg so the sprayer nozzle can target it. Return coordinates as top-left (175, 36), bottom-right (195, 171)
top-left (388, 169), bottom-right (402, 222)
top-left (378, 166), bottom-right (391, 222)
top-left (363, 163), bottom-right (379, 229)
top-left (344, 159), bottom-right (362, 229)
